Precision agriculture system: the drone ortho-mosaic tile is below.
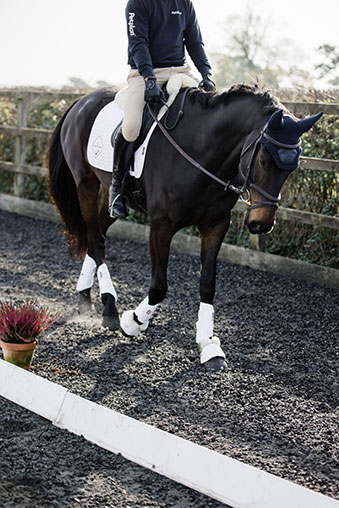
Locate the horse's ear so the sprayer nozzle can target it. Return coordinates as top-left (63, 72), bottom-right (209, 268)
top-left (267, 110), bottom-right (284, 130)
top-left (298, 112), bottom-right (323, 135)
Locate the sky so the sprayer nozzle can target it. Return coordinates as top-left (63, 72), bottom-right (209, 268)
top-left (1, 0), bottom-right (338, 89)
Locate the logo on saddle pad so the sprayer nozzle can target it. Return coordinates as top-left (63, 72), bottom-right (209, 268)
top-left (92, 136), bottom-right (103, 158)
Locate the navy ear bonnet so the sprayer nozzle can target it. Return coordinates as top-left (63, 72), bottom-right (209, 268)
top-left (260, 110), bottom-right (323, 171)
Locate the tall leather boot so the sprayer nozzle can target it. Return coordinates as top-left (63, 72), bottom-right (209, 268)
top-left (108, 129), bottom-right (128, 219)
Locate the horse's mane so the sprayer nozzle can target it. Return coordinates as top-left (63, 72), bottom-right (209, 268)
top-left (188, 83), bottom-right (283, 113)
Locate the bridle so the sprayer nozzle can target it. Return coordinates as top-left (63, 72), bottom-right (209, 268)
top-left (237, 114), bottom-right (302, 210)
top-left (147, 103), bottom-right (298, 211)
top-left (236, 118), bottom-right (281, 210)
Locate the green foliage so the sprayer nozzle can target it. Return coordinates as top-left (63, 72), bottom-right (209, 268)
top-left (0, 94), bottom-right (76, 202)
top-left (0, 170), bottom-right (14, 194)
top-left (281, 113), bottom-right (338, 215)
top-left (264, 110), bottom-right (339, 268)
top-left (0, 102), bottom-right (16, 162)
top-left (125, 208), bottom-right (149, 225)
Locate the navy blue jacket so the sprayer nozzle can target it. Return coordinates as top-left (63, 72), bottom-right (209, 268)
top-left (126, 0), bottom-right (211, 79)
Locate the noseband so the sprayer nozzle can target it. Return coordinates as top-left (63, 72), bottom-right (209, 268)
top-left (147, 104), bottom-right (297, 211)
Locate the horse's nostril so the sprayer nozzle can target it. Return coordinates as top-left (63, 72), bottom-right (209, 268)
top-left (248, 221), bottom-right (261, 234)
top-left (248, 221), bottom-right (272, 234)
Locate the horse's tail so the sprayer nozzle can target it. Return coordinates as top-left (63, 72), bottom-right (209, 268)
top-left (46, 101), bottom-right (88, 258)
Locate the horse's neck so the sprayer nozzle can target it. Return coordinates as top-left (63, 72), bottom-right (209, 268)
top-left (191, 103), bottom-right (263, 179)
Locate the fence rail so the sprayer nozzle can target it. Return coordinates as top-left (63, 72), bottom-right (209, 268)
top-left (0, 90), bottom-right (338, 284)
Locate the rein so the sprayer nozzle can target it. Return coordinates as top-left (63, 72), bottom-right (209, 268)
top-left (147, 101), bottom-right (293, 210)
top-left (163, 87), bottom-right (190, 130)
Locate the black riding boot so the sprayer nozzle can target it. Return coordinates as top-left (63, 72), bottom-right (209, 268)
top-left (108, 129), bottom-right (128, 219)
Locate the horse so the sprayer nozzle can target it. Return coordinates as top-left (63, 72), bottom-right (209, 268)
top-left (47, 83), bottom-right (322, 372)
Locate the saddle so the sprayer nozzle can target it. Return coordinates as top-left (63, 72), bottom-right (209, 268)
top-left (111, 74), bottom-right (198, 174)
top-left (110, 97), bottom-right (164, 153)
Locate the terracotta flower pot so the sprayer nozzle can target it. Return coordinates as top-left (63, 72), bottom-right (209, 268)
top-left (0, 339), bottom-right (38, 371)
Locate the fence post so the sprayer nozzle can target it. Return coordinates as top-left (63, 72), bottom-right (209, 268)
top-left (13, 97), bottom-right (27, 197)
top-left (250, 234), bottom-right (266, 252)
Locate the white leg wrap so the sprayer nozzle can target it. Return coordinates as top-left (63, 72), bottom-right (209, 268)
top-left (196, 302), bottom-right (214, 343)
top-left (76, 254), bottom-right (97, 292)
top-left (199, 337), bottom-right (225, 364)
top-left (134, 297), bottom-right (158, 324)
top-left (196, 302), bottom-right (225, 364)
top-left (120, 297), bottom-right (157, 337)
top-left (120, 310), bottom-right (148, 336)
top-left (97, 263), bottom-right (118, 301)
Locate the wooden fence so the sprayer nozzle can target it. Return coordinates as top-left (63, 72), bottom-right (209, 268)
top-left (0, 90), bottom-right (338, 287)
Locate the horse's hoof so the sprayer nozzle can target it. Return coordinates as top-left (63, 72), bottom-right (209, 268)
top-left (203, 357), bottom-right (226, 372)
top-left (102, 314), bottom-right (120, 331)
top-left (120, 310), bottom-right (148, 337)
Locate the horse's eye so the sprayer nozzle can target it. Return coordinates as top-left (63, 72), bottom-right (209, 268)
top-left (260, 155), bottom-right (268, 167)
top-left (259, 147), bottom-right (271, 167)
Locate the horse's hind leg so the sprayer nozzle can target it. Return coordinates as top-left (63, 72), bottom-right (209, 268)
top-left (76, 176), bottom-right (119, 330)
top-left (98, 186), bottom-right (120, 330)
top-left (76, 255), bottom-right (97, 313)
top-left (120, 218), bottom-right (174, 336)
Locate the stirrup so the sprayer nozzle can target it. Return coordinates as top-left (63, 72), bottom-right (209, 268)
top-left (109, 193), bottom-right (127, 219)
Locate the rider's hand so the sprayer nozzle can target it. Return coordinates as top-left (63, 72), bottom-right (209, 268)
top-left (199, 73), bottom-right (216, 92)
top-left (144, 76), bottom-right (165, 104)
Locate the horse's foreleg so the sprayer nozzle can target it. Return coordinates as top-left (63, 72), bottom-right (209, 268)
top-left (197, 220), bottom-right (231, 371)
top-left (120, 219), bottom-right (173, 337)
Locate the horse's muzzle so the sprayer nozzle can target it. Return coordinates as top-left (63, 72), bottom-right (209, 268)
top-left (247, 219), bottom-right (274, 235)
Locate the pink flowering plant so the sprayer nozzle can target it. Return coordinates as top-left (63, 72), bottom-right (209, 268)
top-left (0, 300), bottom-right (61, 344)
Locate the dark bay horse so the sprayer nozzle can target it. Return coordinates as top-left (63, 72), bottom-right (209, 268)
top-left (47, 84), bottom-right (322, 371)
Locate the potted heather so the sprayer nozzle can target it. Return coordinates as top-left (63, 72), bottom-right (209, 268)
top-left (0, 300), bottom-right (61, 371)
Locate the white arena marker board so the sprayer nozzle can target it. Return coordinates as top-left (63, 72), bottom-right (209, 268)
top-left (0, 359), bottom-right (67, 421)
top-left (0, 360), bottom-right (338, 508)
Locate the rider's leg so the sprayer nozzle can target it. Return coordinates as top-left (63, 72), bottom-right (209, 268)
top-left (108, 129), bottom-right (129, 219)
top-left (109, 65), bottom-right (197, 218)
top-left (109, 70), bottom-right (145, 219)
top-left (155, 65), bottom-right (197, 84)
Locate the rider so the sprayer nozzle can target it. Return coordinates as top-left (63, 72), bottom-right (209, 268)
top-left (109, 0), bottom-right (216, 219)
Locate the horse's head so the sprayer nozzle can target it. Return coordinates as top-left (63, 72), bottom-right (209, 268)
top-left (244, 109), bottom-right (323, 235)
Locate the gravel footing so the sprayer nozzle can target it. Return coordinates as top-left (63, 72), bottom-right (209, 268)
top-left (0, 209), bottom-right (338, 507)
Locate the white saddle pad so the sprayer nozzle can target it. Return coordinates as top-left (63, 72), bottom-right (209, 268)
top-left (87, 74), bottom-right (198, 179)
top-left (87, 100), bottom-right (123, 173)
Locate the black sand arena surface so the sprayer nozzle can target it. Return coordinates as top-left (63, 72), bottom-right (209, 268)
top-left (0, 209), bottom-right (338, 507)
